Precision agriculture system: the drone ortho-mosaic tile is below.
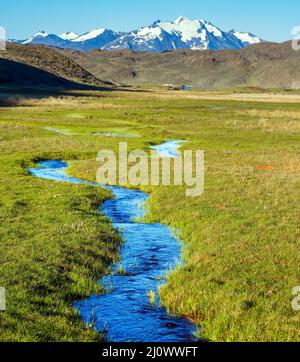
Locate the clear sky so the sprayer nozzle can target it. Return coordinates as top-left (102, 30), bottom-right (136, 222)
top-left (1, 0), bottom-right (299, 42)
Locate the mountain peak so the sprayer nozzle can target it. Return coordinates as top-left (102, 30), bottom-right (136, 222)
top-left (20, 18), bottom-right (264, 52)
top-left (230, 30), bottom-right (262, 45)
top-left (174, 16), bottom-right (189, 25)
top-left (152, 19), bottom-right (161, 26)
top-left (60, 31), bottom-right (79, 41)
top-left (22, 31), bottom-right (49, 44)
top-left (35, 31), bottom-right (48, 37)
top-left (73, 28), bottom-right (107, 42)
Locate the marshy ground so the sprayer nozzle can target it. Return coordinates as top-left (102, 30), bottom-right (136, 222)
top-left (0, 88), bottom-right (300, 341)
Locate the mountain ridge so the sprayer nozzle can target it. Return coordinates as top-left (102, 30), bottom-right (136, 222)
top-left (12, 17), bottom-right (263, 52)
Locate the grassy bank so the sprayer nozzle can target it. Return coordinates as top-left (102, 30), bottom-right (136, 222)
top-left (1, 89), bottom-right (300, 341)
top-left (0, 100), bottom-right (126, 341)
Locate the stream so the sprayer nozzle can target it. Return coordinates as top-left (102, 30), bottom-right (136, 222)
top-left (28, 141), bottom-right (196, 342)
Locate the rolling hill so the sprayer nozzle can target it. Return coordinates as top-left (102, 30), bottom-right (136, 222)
top-left (0, 43), bottom-right (113, 89)
top-left (61, 41), bottom-right (300, 89)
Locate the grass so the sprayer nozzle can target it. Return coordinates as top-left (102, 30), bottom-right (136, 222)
top-left (0, 89), bottom-right (300, 341)
top-left (147, 291), bottom-right (157, 306)
top-left (116, 265), bottom-right (127, 276)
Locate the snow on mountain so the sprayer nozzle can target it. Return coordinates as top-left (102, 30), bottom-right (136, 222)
top-left (229, 30), bottom-right (262, 46)
top-left (70, 29), bottom-right (120, 51)
top-left (60, 31), bottom-right (79, 41)
top-left (20, 17), bottom-right (263, 52)
top-left (21, 31), bottom-right (71, 49)
top-left (104, 17), bottom-right (246, 52)
top-left (159, 16), bottom-right (221, 43)
top-left (159, 17), bottom-right (243, 50)
top-left (22, 28), bottom-right (119, 51)
top-left (72, 28), bottom-right (106, 42)
top-left (104, 25), bottom-right (183, 52)
top-left (23, 31), bottom-right (49, 44)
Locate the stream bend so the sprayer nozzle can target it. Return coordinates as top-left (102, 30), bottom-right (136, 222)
top-left (28, 141), bottom-right (196, 342)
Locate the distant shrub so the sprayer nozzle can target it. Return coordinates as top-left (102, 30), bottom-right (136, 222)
top-left (0, 96), bottom-right (25, 107)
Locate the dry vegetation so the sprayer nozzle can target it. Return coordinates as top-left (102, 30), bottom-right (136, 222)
top-left (0, 43), bottom-right (111, 87)
top-left (62, 41), bottom-right (300, 89)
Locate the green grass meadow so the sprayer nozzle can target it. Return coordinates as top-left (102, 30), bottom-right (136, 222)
top-left (0, 89), bottom-right (300, 341)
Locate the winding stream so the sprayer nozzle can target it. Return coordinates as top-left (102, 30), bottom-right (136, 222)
top-left (28, 141), bottom-right (196, 342)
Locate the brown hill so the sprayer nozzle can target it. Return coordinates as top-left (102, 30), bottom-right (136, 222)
top-left (0, 43), bottom-right (113, 89)
top-left (61, 41), bottom-right (300, 89)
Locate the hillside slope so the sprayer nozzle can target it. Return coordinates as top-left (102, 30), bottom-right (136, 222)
top-left (0, 43), bottom-right (113, 88)
top-left (62, 41), bottom-right (300, 89)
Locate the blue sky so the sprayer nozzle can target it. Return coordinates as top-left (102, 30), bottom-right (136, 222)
top-left (1, 0), bottom-right (299, 41)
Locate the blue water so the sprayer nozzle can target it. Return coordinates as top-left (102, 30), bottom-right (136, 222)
top-left (93, 132), bottom-right (137, 138)
top-left (28, 143), bottom-right (196, 342)
top-left (43, 127), bottom-right (71, 135)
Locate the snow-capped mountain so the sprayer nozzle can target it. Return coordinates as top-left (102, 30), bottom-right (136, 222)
top-left (69, 29), bottom-right (120, 51)
top-left (104, 25), bottom-right (183, 52)
top-left (19, 29), bottom-right (119, 51)
top-left (229, 30), bottom-right (262, 46)
top-left (60, 31), bottom-right (79, 41)
top-left (22, 31), bottom-right (71, 48)
top-left (18, 17), bottom-right (263, 52)
top-left (72, 28), bottom-right (107, 42)
top-left (23, 31), bottom-right (49, 44)
top-left (104, 17), bottom-right (250, 52)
